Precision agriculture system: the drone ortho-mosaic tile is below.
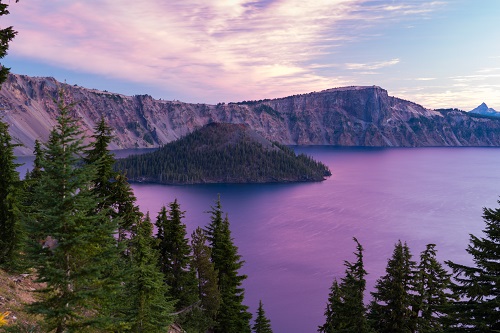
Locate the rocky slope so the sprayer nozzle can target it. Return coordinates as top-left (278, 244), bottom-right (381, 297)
top-left (2, 73), bottom-right (500, 155)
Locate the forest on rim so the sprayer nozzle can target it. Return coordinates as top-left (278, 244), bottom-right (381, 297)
top-left (114, 122), bottom-right (331, 185)
top-left (0, 94), bottom-right (499, 332)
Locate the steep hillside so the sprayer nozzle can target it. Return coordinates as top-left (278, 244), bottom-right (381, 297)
top-left (114, 123), bottom-right (331, 184)
top-left (2, 73), bottom-right (500, 155)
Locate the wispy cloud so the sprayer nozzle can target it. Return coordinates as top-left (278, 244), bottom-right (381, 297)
top-left (5, 0), bottom-right (447, 102)
top-left (346, 58), bottom-right (400, 71)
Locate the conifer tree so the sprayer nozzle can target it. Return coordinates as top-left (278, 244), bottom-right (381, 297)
top-left (112, 172), bottom-right (143, 243)
top-left (0, 0), bottom-right (17, 85)
top-left (369, 240), bottom-right (417, 333)
top-left (85, 117), bottom-right (117, 211)
top-left (319, 238), bottom-right (368, 333)
top-left (414, 244), bottom-right (454, 333)
top-left (155, 200), bottom-right (198, 310)
top-left (190, 226), bottom-right (221, 332)
top-left (205, 197), bottom-right (252, 333)
top-left (445, 201), bottom-right (500, 332)
top-left (252, 300), bottom-right (273, 333)
top-left (0, 120), bottom-right (22, 268)
top-left (26, 94), bottom-right (121, 332)
top-left (319, 279), bottom-right (343, 333)
top-left (121, 213), bottom-right (174, 332)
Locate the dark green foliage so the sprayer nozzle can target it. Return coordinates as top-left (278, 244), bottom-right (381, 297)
top-left (155, 200), bottom-right (199, 330)
top-left (155, 201), bottom-right (198, 309)
top-left (85, 117), bottom-right (117, 211)
top-left (252, 300), bottom-right (273, 333)
top-left (25, 95), bottom-right (122, 332)
top-left (205, 197), bottom-right (252, 333)
top-left (445, 201), bottom-right (500, 332)
top-left (369, 241), bottom-right (417, 333)
top-left (319, 238), bottom-right (368, 333)
top-left (414, 244), bottom-right (454, 333)
top-left (121, 213), bottom-right (175, 332)
top-left (112, 172), bottom-right (143, 243)
top-left (0, 120), bottom-right (22, 268)
top-left (114, 122), bottom-right (331, 184)
top-left (0, 1), bottom-right (17, 85)
top-left (189, 227), bottom-right (221, 332)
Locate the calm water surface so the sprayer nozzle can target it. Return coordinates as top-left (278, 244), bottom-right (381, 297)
top-left (17, 147), bottom-right (500, 332)
top-left (129, 147), bottom-right (500, 333)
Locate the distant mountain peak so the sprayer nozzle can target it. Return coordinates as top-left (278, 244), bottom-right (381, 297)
top-left (470, 103), bottom-right (499, 117)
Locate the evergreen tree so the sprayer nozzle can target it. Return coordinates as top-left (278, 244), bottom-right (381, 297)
top-left (121, 213), bottom-right (174, 332)
top-left (112, 172), bottom-right (143, 243)
top-left (319, 237), bottom-right (368, 333)
top-left (190, 226), bottom-right (221, 332)
top-left (445, 201), bottom-right (500, 332)
top-left (369, 240), bottom-right (417, 333)
top-left (252, 300), bottom-right (273, 333)
top-left (85, 117), bottom-right (117, 212)
top-left (155, 200), bottom-right (198, 310)
top-left (0, 120), bottom-right (22, 268)
top-left (26, 94), bottom-right (121, 332)
top-left (0, 0), bottom-right (17, 85)
top-left (205, 197), bottom-right (252, 333)
top-left (414, 244), bottom-right (454, 333)
top-left (319, 279), bottom-right (343, 333)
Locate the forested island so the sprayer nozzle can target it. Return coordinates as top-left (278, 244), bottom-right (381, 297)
top-left (114, 122), bottom-right (331, 184)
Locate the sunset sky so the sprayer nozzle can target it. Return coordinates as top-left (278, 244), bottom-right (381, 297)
top-left (3, 0), bottom-right (500, 110)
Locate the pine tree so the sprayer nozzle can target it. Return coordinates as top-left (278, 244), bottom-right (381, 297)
top-left (445, 201), bottom-right (500, 332)
top-left (205, 197), bottom-right (252, 333)
top-left (0, 0), bottom-right (17, 85)
top-left (319, 279), bottom-right (343, 333)
top-left (112, 172), bottom-right (143, 243)
top-left (252, 300), bottom-right (273, 333)
top-left (85, 117), bottom-right (117, 212)
top-left (155, 200), bottom-right (198, 311)
top-left (26, 94), bottom-right (121, 332)
top-left (369, 240), bottom-right (416, 333)
top-left (319, 237), bottom-right (368, 333)
top-left (414, 244), bottom-right (454, 333)
top-left (0, 120), bottom-right (22, 268)
top-left (121, 213), bottom-right (174, 332)
top-left (190, 226), bottom-right (221, 332)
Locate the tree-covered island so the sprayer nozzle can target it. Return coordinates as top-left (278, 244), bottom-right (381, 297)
top-left (114, 122), bottom-right (332, 184)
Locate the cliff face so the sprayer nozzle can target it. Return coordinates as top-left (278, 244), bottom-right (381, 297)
top-left (2, 73), bottom-right (500, 155)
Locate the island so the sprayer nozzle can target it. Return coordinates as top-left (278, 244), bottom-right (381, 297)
top-left (114, 122), bottom-right (332, 184)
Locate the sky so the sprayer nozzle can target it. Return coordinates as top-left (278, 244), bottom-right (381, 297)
top-left (2, 0), bottom-right (500, 110)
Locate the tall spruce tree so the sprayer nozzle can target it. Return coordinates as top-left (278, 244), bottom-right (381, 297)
top-left (190, 226), bottom-right (221, 332)
top-left (155, 201), bottom-right (198, 310)
top-left (445, 201), bottom-right (500, 332)
top-left (0, 120), bottom-right (22, 268)
top-left (319, 237), bottom-right (368, 333)
top-left (414, 244), bottom-right (454, 333)
top-left (26, 95), bottom-right (121, 332)
top-left (252, 300), bottom-right (273, 333)
top-left (85, 117), bottom-right (117, 212)
top-left (121, 213), bottom-right (174, 332)
top-left (369, 240), bottom-right (417, 333)
top-left (205, 197), bottom-right (252, 333)
top-left (0, 0), bottom-right (17, 85)
top-left (319, 279), bottom-right (343, 333)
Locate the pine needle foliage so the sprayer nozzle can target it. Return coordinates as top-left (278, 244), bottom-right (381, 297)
top-left (205, 197), bottom-right (252, 333)
top-left (0, 120), bottom-right (23, 268)
top-left (25, 93), bottom-right (122, 332)
top-left (445, 201), bottom-right (500, 332)
top-left (252, 300), bottom-right (273, 333)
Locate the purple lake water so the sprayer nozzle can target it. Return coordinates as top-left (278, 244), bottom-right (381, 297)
top-left (17, 147), bottom-right (500, 332)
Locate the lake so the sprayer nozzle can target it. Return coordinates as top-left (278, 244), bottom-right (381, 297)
top-left (17, 147), bottom-right (500, 332)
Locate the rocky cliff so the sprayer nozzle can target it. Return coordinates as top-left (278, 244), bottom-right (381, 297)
top-left (1, 73), bottom-right (500, 155)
